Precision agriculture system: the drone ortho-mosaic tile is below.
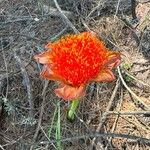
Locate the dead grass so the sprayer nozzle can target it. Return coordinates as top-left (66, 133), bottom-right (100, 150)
top-left (0, 0), bottom-right (150, 150)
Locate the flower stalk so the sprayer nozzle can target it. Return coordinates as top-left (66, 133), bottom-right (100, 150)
top-left (67, 99), bottom-right (80, 122)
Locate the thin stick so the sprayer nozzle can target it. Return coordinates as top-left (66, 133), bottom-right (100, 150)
top-left (117, 67), bottom-right (150, 110)
top-left (13, 51), bottom-right (34, 118)
top-left (131, 66), bottom-right (150, 73)
top-left (53, 0), bottom-right (79, 34)
top-left (131, 0), bottom-right (137, 20)
top-left (81, 18), bottom-right (91, 32)
top-left (0, 145), bottom-right (5, 150)
top-left (30, 80), bottom-right (49, 150)
top-left (90, 79), bottom-right (120, 149)
top-left (107, 110), bottom-right (150, 115)
top-left (114, 0), bottom-right (121, 19)
top-left (42, 5), bottom-right (73, 18)
top-left (50, 26), bottom-right (68, 42)
top-left (1, 8), bottom-right (72, 25)
top-left (40, 132), bottom-right (150, 145)
top-left (87, 1), bottom-right (102, 17)
top-left (105, 88), bottom-right (124, 149)
top-left (125, 71), bottom-right (150, 87)
top-left (1, 38), bottom-right (9, 98)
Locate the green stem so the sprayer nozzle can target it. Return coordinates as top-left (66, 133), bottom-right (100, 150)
top-left (67, 99), bottom-right (80, 122)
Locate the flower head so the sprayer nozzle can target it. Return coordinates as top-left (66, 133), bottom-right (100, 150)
top-left (34, 32), bottom-right (121, 100)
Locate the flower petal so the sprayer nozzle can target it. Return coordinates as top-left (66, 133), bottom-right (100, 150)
top-left (93, 69), bottom-right (115, 82)
top-left (34, 51), bottom-right (52, 64)
top-left (55, 84), bottom-right (85, 101)
top-left (40, 65), bottom-right (71, 85)
top-left (45, 42), bottom-right (52, 49)
top-left (40, 65), bottom-right (61, 81)
top-left (40, 65), bottom-right (55, 79)
top-left (106, 52), bottom-right (121, 69)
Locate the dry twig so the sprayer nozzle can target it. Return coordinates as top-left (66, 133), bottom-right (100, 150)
top-left (125, 71), bottom-right (150, 87)
top-left (0, 145), bottom-right (5, 150)
top-left (53, 0), bottom-right (79, 33)
top-left (107, 110), bottom-right (150, 115)
top-left (105, 88), bottom-right (124, 149)
top-left (40, 132), bottom-right (150, 145)
top-left (42, 5), bottom-right (73, 18)
top-left (114, 0), bottom-right (121, 18)
top-left (30, 80), bottom-right (49, 150)
top-left (1, 38), bottom-right (9, 98)
top-left (117, 67), bottom-right (150, 110)
top-left (13, 51), bottom-right (34, 118)
top-left (90, 79), bottom-right (120, 149)
top-left (87, 1), bottom-right (103, 18)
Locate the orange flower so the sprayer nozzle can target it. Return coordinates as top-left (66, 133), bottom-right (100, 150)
top-left (34, 32), bottom-right (121, 101)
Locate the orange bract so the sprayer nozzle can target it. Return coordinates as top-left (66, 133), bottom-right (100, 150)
top-left (34, 32), bottom-right (121, 100)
